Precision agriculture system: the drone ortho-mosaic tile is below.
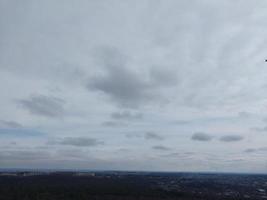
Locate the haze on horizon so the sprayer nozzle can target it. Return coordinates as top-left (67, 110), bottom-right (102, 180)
top-left (1, 0), bottom-right (267, 173)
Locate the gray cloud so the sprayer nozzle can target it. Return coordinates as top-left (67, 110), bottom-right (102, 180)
top-left (220, 135), bottom-right (244, 142)
top-left (191, 132), bottom-right (213, 141)
top-left (163, 152), bottom-right (181, 157)
top-left (152, 145), bottom-right (171, 151)
top-left (162, 152), bottom-right (196, 158)
top-left (244, 148), bottom-right (257, 153)
top-left (251, 126), bottom-right (267, 132)
top-left (259, 147), bottom-right (267, 151)
top-left (149, 67), bottom-right (177, 87)
top-left (102, 121), bottom-right (127, 127)
top-left (10, 142), bottom-right (17, 146)
top-left (173, 120), bottom-right (190, 125)
top-left (18, 95), bottom-right (65, 118)
top-left (87, 46), bottom-right (176, 108)
top-left (125, 133), bottom-right (141, 139)
top-left (111, 110), bottom-right (143, 120)
top-left (238, 111), bottom-right (252, 118)
top-left (244, 147), bottom-right (267, 153)
top-left (0, 120), bottom-right (22, 129)
top-left (145, 131), bottom-right (164, 140)
top-left (87, 51), bottom-right (150, 107)
top-left (59, 137), bottom-right (104, 147)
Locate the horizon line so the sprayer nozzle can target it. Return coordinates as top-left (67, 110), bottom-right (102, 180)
top-left (1, 168), bottom-right (267, 175)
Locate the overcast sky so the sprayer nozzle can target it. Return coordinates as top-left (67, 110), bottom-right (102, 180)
top-left (1, 0), bottom-right (267, 173)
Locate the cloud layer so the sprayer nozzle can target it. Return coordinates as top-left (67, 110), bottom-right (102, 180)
top-left (0, 0), bottom-right (267, 173)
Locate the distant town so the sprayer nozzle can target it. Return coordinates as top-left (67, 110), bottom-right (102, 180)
top-left (1, 170), bottom-right (267, 200)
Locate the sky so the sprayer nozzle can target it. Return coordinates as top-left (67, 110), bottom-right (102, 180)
top-left (1, 0), bottom-right (267, 173)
